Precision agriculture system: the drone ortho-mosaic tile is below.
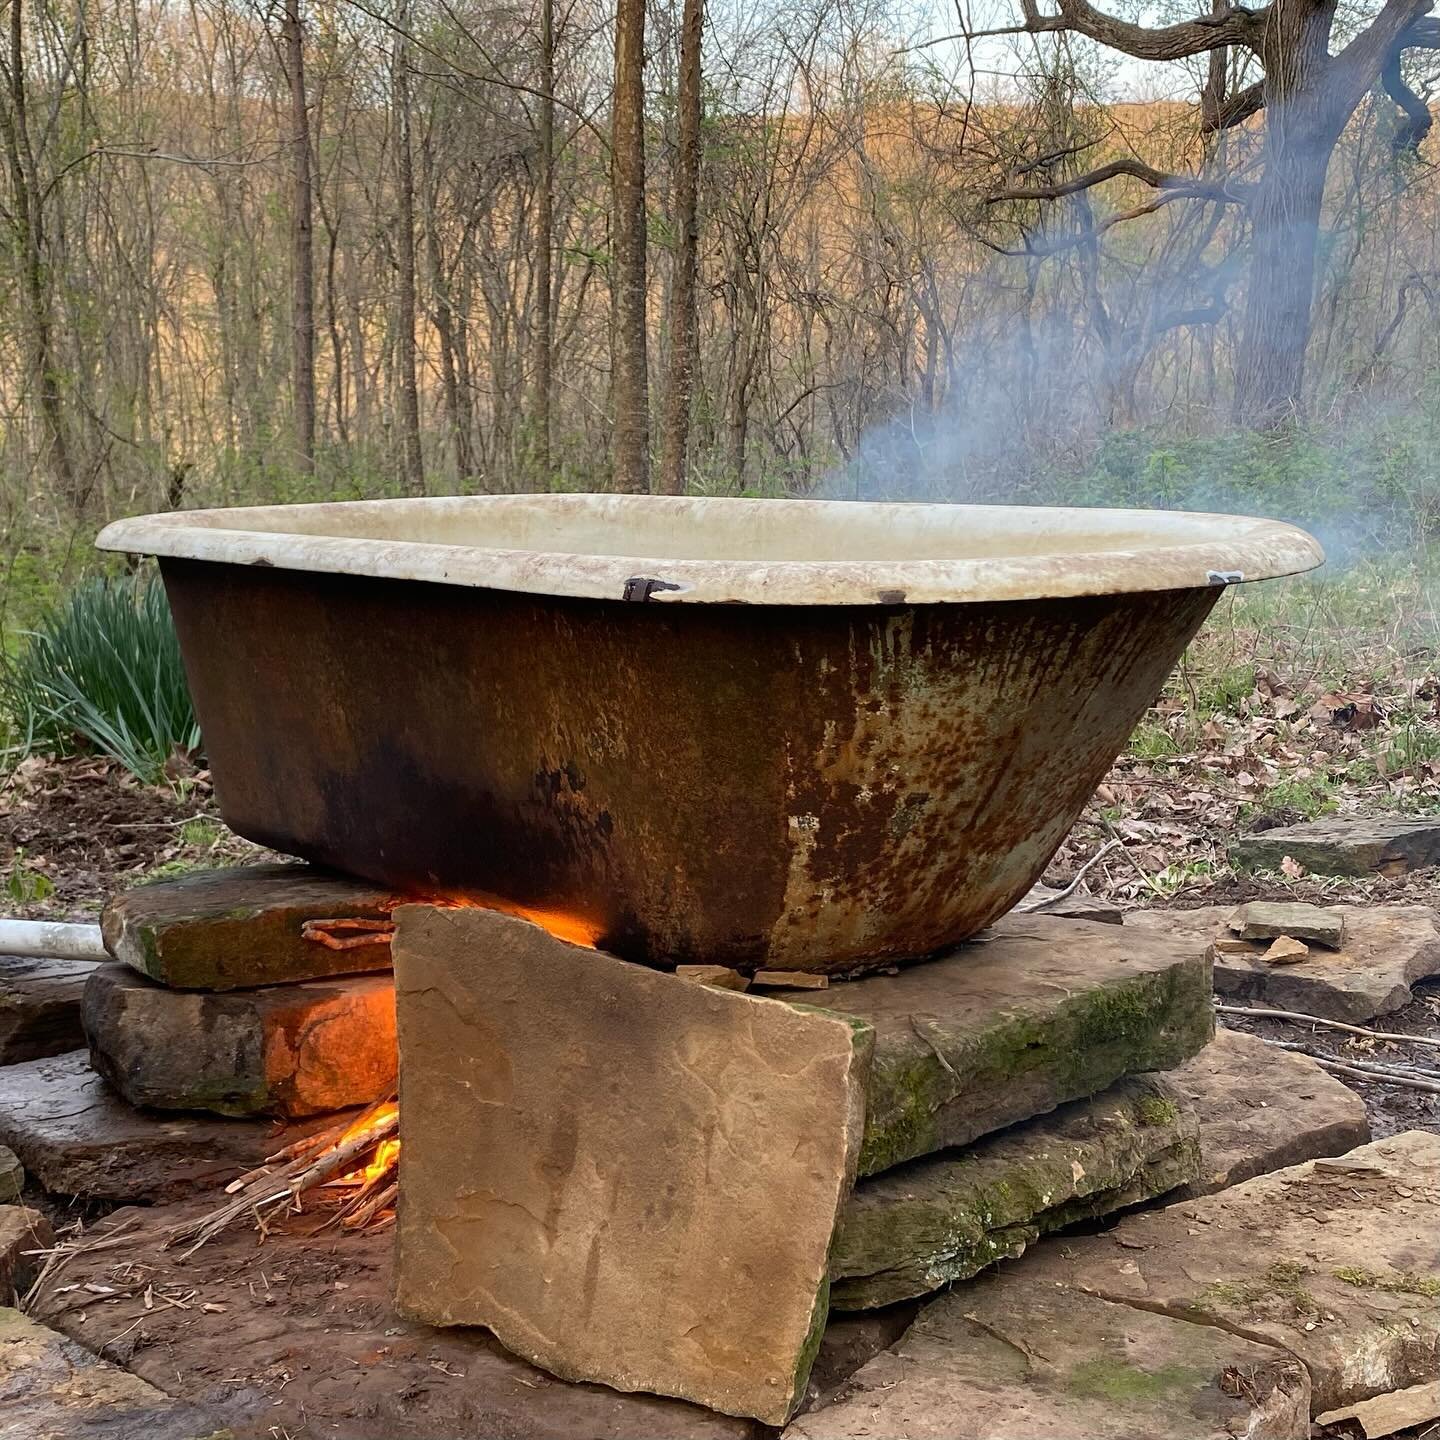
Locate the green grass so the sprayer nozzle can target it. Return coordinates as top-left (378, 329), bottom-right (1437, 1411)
top-left (1, 572), bottom-right (200, 783)
top-left (1128, 721), bottom-right (1182, 760)
top-left (1243, 775), bottom-right (1339, 822)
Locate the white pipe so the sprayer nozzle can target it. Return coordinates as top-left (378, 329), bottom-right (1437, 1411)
top-left (0, 919), bottom-right (107, 962)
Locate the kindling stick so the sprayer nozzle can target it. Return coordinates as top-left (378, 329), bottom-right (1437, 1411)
top-left (1216, 1003), bottom-right (1440, 1050)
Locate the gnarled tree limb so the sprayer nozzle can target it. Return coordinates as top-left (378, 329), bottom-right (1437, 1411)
top-left (965, 0), bottom-right (1268, 58)
top-left (1382, 47), bottom-right (1434, 154)
top-left (986, 157), bottom-right (1248, 205)
top-left (1201, 78), bottom-right (1265, 133)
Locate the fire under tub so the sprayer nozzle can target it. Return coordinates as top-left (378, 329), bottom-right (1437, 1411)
top-left (97, 495), bottom-right (1323, 974)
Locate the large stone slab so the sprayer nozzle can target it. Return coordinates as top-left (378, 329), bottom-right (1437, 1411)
top-left (830, 1074), bottom-right (1199, 1310)
top-left (772, 913), bottom-right (1211, 1177)
top-left (1009, 1130), bottom-right (1440, 1414)
top-left (1168, 1027), bottom-right (1370, 1197)
top-left (1125, 904), bottom-right (1440, 1022)
top-left (0, 1050), bottom-right (331, 1200)
top-left (1229, 900), bottom-right (1346, 948)
top-left (789, 1271), bottom-right (1309, 1440)
top-left (0, 1306), bottom-right (224, 1440)
top-left (392, 904), bottom-right (870, 1427)
top-left (83, 962), bottom-right (395, 1118)
top-left (1234, 817), bottom-right (1440, 877)
top-left (0, 954), bottom-right (96, 1064)
top-left (102, 862), bottom-right (398, 989)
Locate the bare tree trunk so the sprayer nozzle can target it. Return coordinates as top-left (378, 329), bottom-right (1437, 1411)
top-left (609, 0), bottom-right (649, 493)
top-left (0, 0), bottom-right (77, 508)
top-left (1232, 120), bottom-right (1331, 427)
top-left (282, 0), bottom-right (316, 475)
top-left (1233, 12), bottom-right (1338, 428)
top-left (532, 0), bottom-right (555, 479)
top-left (656, 0), bottom-right (702, 496)
top-left (392, 7), bottom-right (425, 495)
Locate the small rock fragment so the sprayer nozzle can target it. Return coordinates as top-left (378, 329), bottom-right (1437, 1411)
top-left (1316, 1379), bottom-right (1440, 1438)
top-left (0, 1205), bottom-right (53, 1296)
top-left (1212, 937), bottom-right (1259, 955)
top-left (1263, 936), bottom-right (1310, 966)
top-left (0, 1145), bottom-right (22, 1204)
top-left (1231, 902), bottom-right (1345, 950)
top-left (675, 965), bottom-right (749, 992)
top-left (753, 970), bottom-right (829, 990)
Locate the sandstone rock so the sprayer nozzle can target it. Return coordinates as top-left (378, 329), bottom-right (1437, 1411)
top-left (1009, 1130), bottom-right (1440, 1414)
top-left (0, 955), bottom-right (96, 1064)
top-left (1318, 1380), bottom-right (1440, 1438)
top-left (392, 904), bottom-right (870, 1427)
top-left (1018, 882), bottom-right (1124, 923)
top-left (675, 964), bottom-right (749, 991)
top-left (1168, 1028), bottom-right (1370, 1197)
top-left (1125, 904), bottom-right (1440, 1022)
top-left (0, 1205), bottom-right (52, 1298)
top-left (0, 1306), bottom-right (223, 1440)
top-left (1234, 817), bottom-right (1440, 878)
top-left (774, 913), bottom-right (1211, 1177)
top-left (789, 1271), bottom-right (1309, 1440)
top-left (754, 970), bottom-right (828, 989)
top-left (1230, 901), bottom-right (1345, 948)
top-left (830, 1075), bottom-right (1199, 1310)
top-left (0, 1146), bottom-right (21, 1203)
top-left (1263, 936), bottom-right (1310, 965)
top-left (0, 1050), bottom-right (330, 1201)
top-left (83, 963), bottom-right (395, 1118)
top-left (102, 862), bottom-right (399, 990)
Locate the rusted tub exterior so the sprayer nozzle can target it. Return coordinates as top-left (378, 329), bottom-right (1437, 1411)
top-left (97, 496), bottom-right (1322, 974)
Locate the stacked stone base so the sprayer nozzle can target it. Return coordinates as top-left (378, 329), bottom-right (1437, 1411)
top-left (2, 863), bottom-right (1385, 1431)
top-left (390, 904), bottom-right (1215, 1424)
top-left (85, 865), bottom-right (400, 1119)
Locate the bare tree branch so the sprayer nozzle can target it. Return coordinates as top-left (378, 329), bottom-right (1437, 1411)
top-left (1382, 46), bottom-right (1434, 154)
top-left (986, 156), bottom-right (1248, 205)
top-left (1331, 0), bottom-right (1435, 121)
top-left (1201, 79), bottom-right (1265, 133)
top-left (961, 0), bottom-right (1268, 59)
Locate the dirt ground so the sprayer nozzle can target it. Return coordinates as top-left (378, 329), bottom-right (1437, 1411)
top-left (26, 1195), bottom-right (914, 1440)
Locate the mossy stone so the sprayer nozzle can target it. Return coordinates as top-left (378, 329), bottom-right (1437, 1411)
top-left (771, 913), bottom-right (1212, 1178)
top-left (830, 1074), bottom-right (1200, 1309)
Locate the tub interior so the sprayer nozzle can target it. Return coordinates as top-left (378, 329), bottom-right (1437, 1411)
top-left (150, 495), bottom-right (1287, 565)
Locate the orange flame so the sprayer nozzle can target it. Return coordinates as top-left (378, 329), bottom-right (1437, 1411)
top-left (336, 1101), bottom-right (400, 1185)
top-left (394, 890), bottom-right (603, 949)
top-left (326, 893), bottom-right (602, 1199)
top-left (362, 1137), bottom-right (401, 1184)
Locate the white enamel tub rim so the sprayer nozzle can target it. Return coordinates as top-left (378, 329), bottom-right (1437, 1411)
top-left (96, 493), bottom-right (1325, 607)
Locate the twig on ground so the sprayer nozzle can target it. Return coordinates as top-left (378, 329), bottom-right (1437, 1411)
top-left (1217, 1003), bottom-right (1440, 1050)
top-left (1016, 839), bottom-right (1122, 912)
top-left (1101, 823), bottom-right (1169, 898)
top-left (1262, 1036), bottom-right (1440, 1082)
top-left (1253, 1036), bottom-right (1440, 1094)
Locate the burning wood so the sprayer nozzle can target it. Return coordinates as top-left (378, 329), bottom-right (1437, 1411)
top-left (166, 1096), bottom-right (400, 1256)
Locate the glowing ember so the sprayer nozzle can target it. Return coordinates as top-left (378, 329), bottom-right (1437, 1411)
top-left (390, 891), bottom-right (603, 949)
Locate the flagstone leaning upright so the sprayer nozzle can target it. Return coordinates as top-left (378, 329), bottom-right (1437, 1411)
top-left (390, 904), bottom-right (871, 1426)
